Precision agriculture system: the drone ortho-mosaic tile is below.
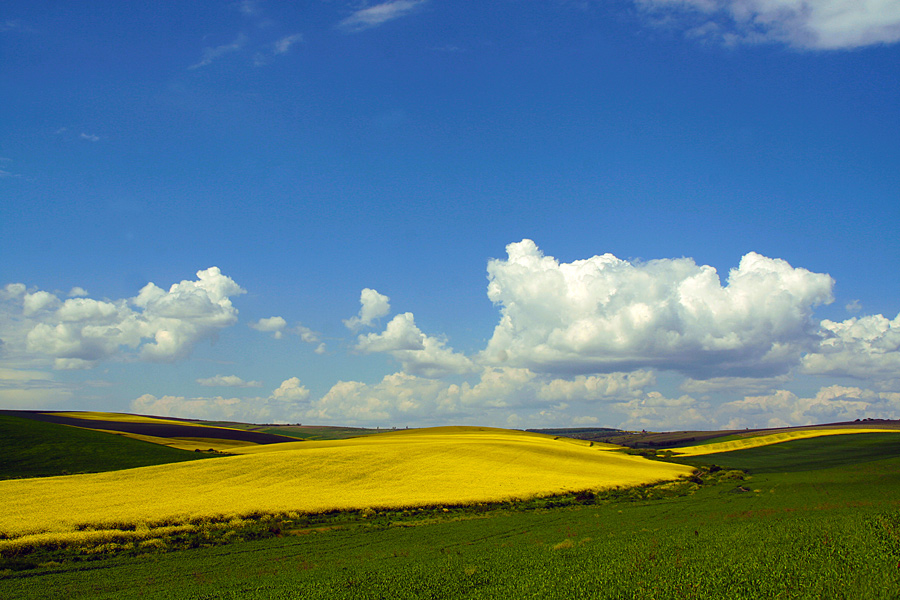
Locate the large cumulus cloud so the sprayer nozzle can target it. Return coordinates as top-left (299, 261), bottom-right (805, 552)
top-left (481, 240), bottom-right (834, 378)
top-left (5, 267), bottom-right (244, 369)
top-left (355, 312), bottom-right (476, 378)
top-left (802, 313), bottom-right (900, 384)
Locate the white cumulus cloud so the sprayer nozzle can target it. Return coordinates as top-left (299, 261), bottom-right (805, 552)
top-left (802, 313), bottom-right (900, 382)
top-left (307, 374), bottom-right (431, 423)
top-left (8, 267), bottom-right (245, 368)
top-left (293, 324), bottom-right (321, 344)
top-left (537, 371), bottom-right (655, 401)
top-left (23, 291), bottom-right (60, 316)
top-left (250, 316), bottom-right (287, 339)
top-left (356, 312), bottom-right (475, 378)
top-left (132, 376), bottom-right (313, 422)
top-left (271, 377), bottom-right (311, 402)
top-left (196, 374), bottom-right (262, 388)
top-left (481, 240), bottom-right (833, 378)
top-left (306, 367), bottom-right (658, 427)
top-left (343, 288), bottom-right (391, 331)
top-left (719, 385), bottom-right (900, 429)
top-left (636, 0), bottom-right (900, 49)
top-left (613, 391), bottom-right (713, 431)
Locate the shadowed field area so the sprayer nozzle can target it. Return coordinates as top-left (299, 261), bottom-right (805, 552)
top-left (0, 415), bottom-right (219, 480)
top-left (3, 411), bottom-right (296, 446)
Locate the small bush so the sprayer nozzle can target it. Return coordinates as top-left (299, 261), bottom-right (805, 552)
top-left (551, 539), bottom-right (575, 550)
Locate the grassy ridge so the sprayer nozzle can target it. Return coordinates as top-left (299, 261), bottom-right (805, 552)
top-left (674, 431), bottom-right (900, 473)
top-left (669, 427), bottom-right (900, 456)
top-left (3, 435), bottom-right (900, 599)
top-left (0, 415), bottom-right (216, 480)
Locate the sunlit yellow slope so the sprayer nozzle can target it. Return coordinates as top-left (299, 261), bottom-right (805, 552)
top-left (0, 426), bottom-right (691, 540)
top-left (51, 411), bottom-right (195, 425)
top-left (88, 430), bottom-right (259, 452)
top-left (51, 411), bottom-right (264, 451)
top-left (670, 428), bottom-right (900, 456)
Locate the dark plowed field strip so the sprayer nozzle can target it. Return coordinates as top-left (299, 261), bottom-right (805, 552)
top-left (2, 410), bottom-right (296, 445)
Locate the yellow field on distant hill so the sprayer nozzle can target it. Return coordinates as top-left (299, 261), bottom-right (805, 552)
top-left (669, 428), bottom-right (900, 456)
top-left (48, 411), bottom-right (267, 451)
top-left (0, 426), bottom-right (692, 545)
top-left (88, 430), bottom-right (260, 452)
top-left (50, 412), bottom-right (196, 425)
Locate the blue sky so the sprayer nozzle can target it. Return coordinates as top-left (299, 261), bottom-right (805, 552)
top-left (2, 0), bottom-right (899, 430)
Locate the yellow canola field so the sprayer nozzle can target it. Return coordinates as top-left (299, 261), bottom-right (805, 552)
top-left (669, 427), bottom-right (900, 456)
top-left (50, 411), bottom-right (196, 425)
top-left (0, 427), bottom-right (691, 542)
top-left (85, 430), bottom-right (259, 452)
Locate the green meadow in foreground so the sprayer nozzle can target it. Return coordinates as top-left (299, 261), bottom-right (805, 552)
top-left (2, 431), bottom-right (900, 599)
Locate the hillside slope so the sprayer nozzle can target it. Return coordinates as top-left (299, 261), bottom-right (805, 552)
top-left (0, 426), bottom-right (692, 541)
top-left (0, 414), bottom-right (216, 480)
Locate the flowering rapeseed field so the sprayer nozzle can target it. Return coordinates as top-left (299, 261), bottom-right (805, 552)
top-left (49, 411), bottom-right (269, 451)
top-left (50, 412), bottom-right (193, 425)
top-left (0, 426), bottom-right (691, 549)
top-left (669, 427), bottom-right (899, 456)
top-left (81, 430), bottom-right (259, 452)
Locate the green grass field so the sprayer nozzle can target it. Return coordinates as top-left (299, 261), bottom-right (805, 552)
top-left (0, 414), bottom-right (217, 480)
top-left (674, 431), bottom-right (900, 473)
top-left (2, 427), bottom-right (899, 599)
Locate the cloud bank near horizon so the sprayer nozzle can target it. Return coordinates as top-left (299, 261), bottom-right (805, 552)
top-left (3, 241), bottom-right (900, 429)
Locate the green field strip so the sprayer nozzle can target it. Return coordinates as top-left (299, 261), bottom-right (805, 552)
top-left (673, 432), bottom-right (900, 473)
top-left (4, 455), bottom-right (900, 599)
top-left (0, 415), bottom-right (218, 480)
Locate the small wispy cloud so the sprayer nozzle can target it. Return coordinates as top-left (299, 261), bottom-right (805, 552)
top-left (274, 33), bottom-right (303, 54)
top-left (236, 0), bottom-right (260, 17)
top-left (80, 133), bottom-right (100, 142)
top-left (196, 374), bottom-right (262, 388)
top-left (235, 0), bottom-right (276, 28)
top-left (338, 0), bottom-right (427, 33)
top-left (0, 158), bottom-right (23, 180)
top-left (1, 19), bottom-right (28, 33)
top-left (254, 33), bottom-right (303, 66)
top-left (294, 324), bottom-right (321, 344)
top-left (189, 33), bottom-right (247, 69)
